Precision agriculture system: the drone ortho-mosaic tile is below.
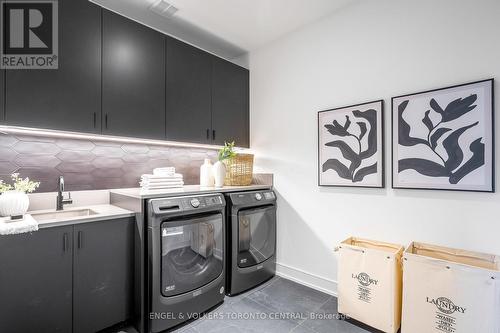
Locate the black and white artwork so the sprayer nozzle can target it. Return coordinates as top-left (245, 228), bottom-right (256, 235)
top-left (318, 100), bottom-right (384, 188)
top-left (392, 79), bottom-right (494, 192)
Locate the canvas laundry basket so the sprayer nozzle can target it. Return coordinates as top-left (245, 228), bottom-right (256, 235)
top-left (336, 237), bottom-right (404, 333)
top-left (402, 242), bottom-right (500, 333)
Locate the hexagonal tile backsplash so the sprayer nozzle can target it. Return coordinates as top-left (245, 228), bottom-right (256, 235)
top-left (0, 133), bottom-right (217, 192)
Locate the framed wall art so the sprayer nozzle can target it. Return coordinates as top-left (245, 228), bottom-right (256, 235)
top-left (392, 79), bottom-right (494, 192)
top-left (318, 100), bottom-right (384, 188)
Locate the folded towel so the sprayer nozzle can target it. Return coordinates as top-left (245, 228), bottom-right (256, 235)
top-left (141, 184), bottom-right (184, 190)
top-left (140, 176), bottom-right (183, 186)
top-left (141, 180), bottom-right (184, 186)
top-left (141, 177), bottom-right (183, 183)
top-left (142, 174), bottom-right (182, 179)
top-left (0, 214), bottom-right (39, 235)
top-left (141, 179), bottom-right (183, 184)
top-left (141, 173), bottom-right (183, 180)
top-left (153, 167), bottom-right (175, 176)
top-left (140, 171), bottom-right (184, 190)
top-left (141, 180), bottom-right (182, 184)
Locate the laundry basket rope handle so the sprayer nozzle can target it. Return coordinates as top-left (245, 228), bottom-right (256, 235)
top-left (414, 245), bottom-right (498, 263)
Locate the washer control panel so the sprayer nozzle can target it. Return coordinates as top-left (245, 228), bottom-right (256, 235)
top-left (181, 195), bottom-right (223, 210)
top-left (151, 194), bottom-right (225, 216)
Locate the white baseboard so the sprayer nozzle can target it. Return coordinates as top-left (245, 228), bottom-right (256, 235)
top-left (276, 262), bottom-right (338, 297)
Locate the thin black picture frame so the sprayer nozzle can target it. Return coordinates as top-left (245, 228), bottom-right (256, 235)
top-left (391, 78), bottom-right (495, 193)
top-left (317, 99), bottom-right (385, 189)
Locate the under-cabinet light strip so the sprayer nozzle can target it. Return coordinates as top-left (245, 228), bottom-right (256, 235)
top-left (0, 125), bottom-right (245, 151)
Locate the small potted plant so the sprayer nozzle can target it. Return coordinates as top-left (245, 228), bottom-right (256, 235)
top-left (0, 173), bottom-right (40, 220)
top-left (214, 142), bottom-right (237, 187)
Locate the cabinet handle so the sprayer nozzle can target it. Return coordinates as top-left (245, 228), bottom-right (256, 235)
top-left (93, 112), bottom-right (97, 128)
top-left (63, 233), bottom-right (68, 252)
top-left (212, 130), bottom-right (216, 141)
top-left (77, 231), bottom-right (83, 249)
top-left (206, 129), bottom-right (209, 140)
top-left (105, 114), bottom-right (108, 129)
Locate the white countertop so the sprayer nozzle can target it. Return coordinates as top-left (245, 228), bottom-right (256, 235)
top-left (28, 204), bottom-right (135, 228)
top-left (110, 184), bottom-right (272, 199)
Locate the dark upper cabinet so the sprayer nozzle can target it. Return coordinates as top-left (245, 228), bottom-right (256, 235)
top-left (102, 11), bottom-right (165, 140)
top-left (4, 0), bottom-right (101, 133)
top-left (73, 217), bottom-right (134, 333)
top-left (0, 226), bottom-right (73, 333)
top-left (166, 39), bottom-right (250, 147)
top-left (1, 2), bottom-right (249, 146)
top-left (211, 57), bottom-right (250, 147)
top-left (166, 37), bottom-right (212, 144)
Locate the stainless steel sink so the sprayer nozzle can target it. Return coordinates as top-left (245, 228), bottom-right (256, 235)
top-left (31, 209), bottom-right (98, 221)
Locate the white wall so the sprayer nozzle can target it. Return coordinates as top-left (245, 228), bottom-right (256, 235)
top-left (249, 0), bottom-right (500, 295)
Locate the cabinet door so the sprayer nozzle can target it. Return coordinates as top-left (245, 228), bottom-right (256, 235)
top-left (166, 37), bottom-right (212, 144)
top-left (102, 11), bottom-right (165, 140)
top-left (4, 0), bottom-right (101, 133)
top-left (211, 57), bottom-right (250, 147)
top-left (0, 226), bottom-right (73, 333)
top-left (73, 217), bottom-right (134, 333)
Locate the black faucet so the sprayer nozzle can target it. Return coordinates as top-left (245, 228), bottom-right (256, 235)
top-left (56, 176), bottom-right (73, 211)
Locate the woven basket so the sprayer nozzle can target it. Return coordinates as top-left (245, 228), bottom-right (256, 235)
top-left (223, 153), bottom-right (254, 186)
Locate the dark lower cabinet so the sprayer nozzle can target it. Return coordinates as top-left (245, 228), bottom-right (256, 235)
top-left (4, 0), bottom-right (101, 133)
top-left (0, 226), bottom-right (73, 333)
top-left (212, 57), bottom-right (250, 147)
top-left (73, 218), bottom-right (134, 333)
top-left (102, 11), bottom-right (165, 139)
top-left (0, 217), bottom-right (135, 333)
top-left (166, 37), bottom-right (212, 144)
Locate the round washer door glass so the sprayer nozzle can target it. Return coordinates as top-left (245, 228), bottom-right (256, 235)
top-left (161, 213), bottom-right (223, 297)
top-left (237, 205), bottom-right (276, 268)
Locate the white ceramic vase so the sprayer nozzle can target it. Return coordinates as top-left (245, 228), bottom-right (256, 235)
top-left (0, 190), bottom-right (30, 218)
top-left (213, 161), bottom-right (226, 188)
top-left (200, 159), bottom-right (215, 187)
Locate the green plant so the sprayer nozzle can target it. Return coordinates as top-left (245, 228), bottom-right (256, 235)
top-left (0, 173), bottom-right (40, 194)
top-left (218, 141), bottom-right (237, 161)
top-left (0, 180), bottom-right (12, 193)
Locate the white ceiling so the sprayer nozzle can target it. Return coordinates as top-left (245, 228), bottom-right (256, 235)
top-left (91, 0), bottom-right (354, 63)
top-left (164, 0), bottom-right (354, 51)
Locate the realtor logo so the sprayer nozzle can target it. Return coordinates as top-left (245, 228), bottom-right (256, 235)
top-left (1, 0), bottom-right (58, 69)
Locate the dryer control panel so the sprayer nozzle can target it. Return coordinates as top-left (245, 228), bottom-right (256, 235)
top-left (228, 190), bottom-right (276, 206)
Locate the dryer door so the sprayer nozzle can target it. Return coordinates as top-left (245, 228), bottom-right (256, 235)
top-left (161, 213), bottom-right (223, 297)
top-left (237, 205), bottom-right (276, 268)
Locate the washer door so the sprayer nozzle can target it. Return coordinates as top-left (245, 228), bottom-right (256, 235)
top-left (161, 213), bottom-right (223, 297)
top-left (237, 205), bottom-right (276, 268)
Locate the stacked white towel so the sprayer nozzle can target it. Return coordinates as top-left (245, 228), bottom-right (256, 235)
top-left (140, 168), bottom-right (184, 190)
top-left (153, 167), bottom-right (176, 176)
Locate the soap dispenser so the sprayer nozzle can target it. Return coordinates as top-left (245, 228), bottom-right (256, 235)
top-left (200, 159), bottom-right (215, 187)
